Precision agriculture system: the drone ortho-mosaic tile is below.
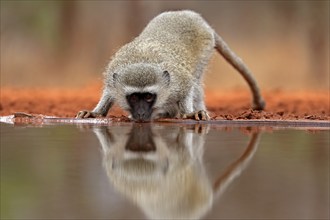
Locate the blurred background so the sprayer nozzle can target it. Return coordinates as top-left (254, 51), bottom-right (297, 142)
top-left (1, 0), bottom-right (329, 90)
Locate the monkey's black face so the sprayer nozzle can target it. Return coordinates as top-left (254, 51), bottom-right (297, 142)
top-left (126, 92), bottom-right (157, 122)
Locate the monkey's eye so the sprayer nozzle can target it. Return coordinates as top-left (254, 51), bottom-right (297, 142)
top-left (144, 93), bottom-right (155, 102)
top-left (129, 94), bottom-right (139, 103)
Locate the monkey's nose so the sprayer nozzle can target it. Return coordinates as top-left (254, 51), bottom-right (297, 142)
top-left (137, 113), bottom-right (145, 119)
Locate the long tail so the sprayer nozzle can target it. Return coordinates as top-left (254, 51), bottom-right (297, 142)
top-left (214, 32), bottom-right (265, 110)
top-left (213, 132), bottom-right (261, 198)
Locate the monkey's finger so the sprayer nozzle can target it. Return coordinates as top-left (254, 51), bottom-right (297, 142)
top-left (194, 112), bottom-right (200, 121)
top-left (76, 110), bottom-right (92, 119)
top-left (76, 111), bottom-right (85, 118)
top-left (202, 111), bottom-right (210, 121)
top-left (83, 111), bottom-right (91, 118)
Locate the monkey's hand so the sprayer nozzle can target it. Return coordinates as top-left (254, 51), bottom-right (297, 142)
top-left (76, 110), bottom-right (104, 119)
top-left (181, 110), bottom-right (210, 121)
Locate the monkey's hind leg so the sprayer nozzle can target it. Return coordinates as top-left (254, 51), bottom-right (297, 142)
top-left (214, 33), bottom-right (265, 110)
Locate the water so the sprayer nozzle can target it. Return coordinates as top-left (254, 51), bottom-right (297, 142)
top-left (1, 122), bottom-right (329, 219)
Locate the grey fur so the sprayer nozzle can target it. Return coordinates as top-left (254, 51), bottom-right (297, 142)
top-left (76, 10), bottom-right (265, 120)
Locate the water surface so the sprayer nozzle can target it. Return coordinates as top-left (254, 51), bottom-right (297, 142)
top-left (1, 122), bottom-right (329, 219)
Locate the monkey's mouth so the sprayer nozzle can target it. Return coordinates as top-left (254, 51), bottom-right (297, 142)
top-left (130, 112), bottom-right (154, 122)
top-left (127, 113), bottom-right (152, 122)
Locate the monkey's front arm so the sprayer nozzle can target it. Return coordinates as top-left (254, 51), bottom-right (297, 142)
top-left (76, 90), bottom-right (114, 118)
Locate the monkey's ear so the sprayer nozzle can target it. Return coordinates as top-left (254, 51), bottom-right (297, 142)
top-left (162, 70), bottom-right (170, 85)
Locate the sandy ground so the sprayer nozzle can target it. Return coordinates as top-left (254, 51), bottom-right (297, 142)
top-left (0, 85), bottom-right (329, 121)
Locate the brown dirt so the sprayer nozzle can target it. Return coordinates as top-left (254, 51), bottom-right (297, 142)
top-left (1, 84), bottom-right (329, 121)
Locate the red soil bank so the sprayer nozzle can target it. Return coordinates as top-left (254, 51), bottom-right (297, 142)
top-left (1, 85), bottom-right (329, 121)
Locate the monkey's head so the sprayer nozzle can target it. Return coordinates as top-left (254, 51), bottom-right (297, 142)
top-left (111, 63), bottom-right (171, 122)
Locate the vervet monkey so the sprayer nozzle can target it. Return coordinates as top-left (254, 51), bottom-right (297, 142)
top-left (77, 10), bottom-right (265, 121)
top-left (92, 124), bottom-right (260, 219)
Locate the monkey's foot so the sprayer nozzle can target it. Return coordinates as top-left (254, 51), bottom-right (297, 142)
top-left (76, 110), bottom-right (103, 119)
top-left (182, 110), bottom-right (210, 121)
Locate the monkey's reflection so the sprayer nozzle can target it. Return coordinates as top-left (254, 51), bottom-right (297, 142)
top-left (93, 124), bottom-right (260, 219)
